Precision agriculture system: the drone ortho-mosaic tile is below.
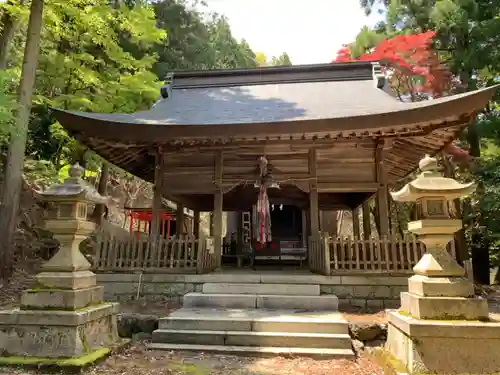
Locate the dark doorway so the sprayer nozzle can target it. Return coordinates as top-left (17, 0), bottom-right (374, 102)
top-left (270, 204), bottom-right (302, 241)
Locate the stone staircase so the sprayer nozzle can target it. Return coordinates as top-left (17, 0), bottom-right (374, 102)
top-left (149, 282), bottom-right (354, 358)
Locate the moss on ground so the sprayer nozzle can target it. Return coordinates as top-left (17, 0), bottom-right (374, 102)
top-left (0, 347), bottom-right (110, 368)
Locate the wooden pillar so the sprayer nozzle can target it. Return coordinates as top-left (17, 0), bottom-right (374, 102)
top-left (352, 207), bottom-right (360, 240)
top-left (213, 151), bottom-right (223, 267)
top-left (193, 210), bottom-right (200, 238)
top-left (308, 148), bottom-right (319, 235)
top-left (301, 210), bottom-right (307, 247)
top-left (376, 143), bottom-right (389, 237)
top-left (362, 201), bottom-right (371, 239)
top-left (151, 151), bottom-right (164, 240)
top-left (176, 203), bottom-right (185, 235)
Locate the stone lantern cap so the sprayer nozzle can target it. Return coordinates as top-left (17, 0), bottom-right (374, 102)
top-left (391, 154), bottom-right (476, 202)
top-left (39, 163), bottom-right (108, 205)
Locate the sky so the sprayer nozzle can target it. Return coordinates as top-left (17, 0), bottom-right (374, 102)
top-left (200, 0), bottom-right (384, 65)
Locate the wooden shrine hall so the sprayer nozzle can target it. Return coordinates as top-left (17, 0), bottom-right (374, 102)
top-left (53, 62), bottom-right (497, 275)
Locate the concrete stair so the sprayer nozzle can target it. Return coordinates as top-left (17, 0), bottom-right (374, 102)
top-left (149, 282), bottom-right (353, 358)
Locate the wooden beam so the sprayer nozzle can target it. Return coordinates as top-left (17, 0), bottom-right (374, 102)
top-left (317, 182), bottom-right (380, 193)
top-left (213, 151), bottom-right (224, 268)
top-left (151, 150), bottom-right (164, 240)
top-left (308, 148), bottom-right (319, 234)
top-left (375, 142), bottom-right (390, 236)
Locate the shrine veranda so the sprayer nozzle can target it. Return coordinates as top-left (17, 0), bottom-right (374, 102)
top-left (53, 61), bottom-right (497, 304)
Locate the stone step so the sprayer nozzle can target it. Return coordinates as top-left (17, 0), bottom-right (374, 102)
top-left (183, 293), bottom-right (339, 310)
top-left (152, 329), bottom-right (353, 349)
top-left (159, 308), bottom-right (348, 334)
top-left (147, 343), bottom-right (355, 359)
top-left (202, 283), bottom-right (320, 296)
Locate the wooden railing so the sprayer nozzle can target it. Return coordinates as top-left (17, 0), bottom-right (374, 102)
top-left (93, 233), bottom-right (217, 273)
top-left (309, 234), bottom-right (456, 275)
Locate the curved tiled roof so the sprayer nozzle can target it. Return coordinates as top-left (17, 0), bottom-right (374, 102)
top-left (51, 62), bottom-right (498, 189)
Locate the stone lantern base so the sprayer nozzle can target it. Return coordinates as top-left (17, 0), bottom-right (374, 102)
top-left (386, 251), bottom-right (500, 374)
top-left (0, 270), bottom-right (121, 365)
top-left (386, 311), bottom-right (500, 374)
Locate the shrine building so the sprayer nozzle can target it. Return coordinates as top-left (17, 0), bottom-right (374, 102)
top-left (53, 61), bottom-right (497, 275)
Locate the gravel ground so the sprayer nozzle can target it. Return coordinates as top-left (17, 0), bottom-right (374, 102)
top-left (0, 342), bottom-right (390, 375)
top-left (4, 269), bottom-right (500, 375)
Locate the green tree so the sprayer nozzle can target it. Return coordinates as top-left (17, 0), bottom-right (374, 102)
top-left (270, 52), bottom-right (292, 66)
top-left (0, 0), bottom-right (44, 280)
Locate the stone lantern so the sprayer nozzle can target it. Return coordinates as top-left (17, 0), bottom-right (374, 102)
top-left (385, 155), bottom-right (500, 375)
top-left (390, 154), bottom-right (486, 319)
top-left (0, 164), bottom-right (120, 365)
top-left (33, 163), bottom-right (108, 290)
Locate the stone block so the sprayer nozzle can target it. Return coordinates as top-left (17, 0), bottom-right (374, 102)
top-left (383, 299), bottom-right (401, 309)
top-left (366, 299), bottom-right (384, 309)
top-left (389, 285), bottom-right (407, 298)
top-left (107, 282), bottom-right (138, 295)
top-left (386, 311), bottom-right (500, 374)
top-left (96, 273), bottom-right (140, 283)
top-left (152, 329), bottom-right (226, 346)
top-left (36, 270), bottom-right (96, 290)
top-left (256, 295), bottom-right (339, 311)
top-left (408, 274), bottom-right (474, 297)
top-left (20, 286), bottom-right (104, 310)
top-left (401, 292), bottom-right (489, 320)
top-left (202, 283), bottom-right (320, 296)
top-left (350, 299), bottom-right (367, 308)
top-left (224, 331), bottom-right (352, 349)
top-left (340, 276), bottom-right (408, 286)
top-left (142, 282), bottom-right (195, 296)
top-left (260, 274), bottom-right (341, 285)
top-left (183, 293), bottom-right (257, 308)
top-left (320, 285), bottom-right (354, 298)
top-left (159, 316), bottom-right (252, 332)
top-left (0, 303), bottom-right (119, 358)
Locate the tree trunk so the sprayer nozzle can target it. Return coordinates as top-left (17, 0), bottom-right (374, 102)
top-left (0, 0), bottom-right (44, 281)
top-left (91, 162), bottom-right (109, 224)
top-left (0, 1), bottom-right (24, 70)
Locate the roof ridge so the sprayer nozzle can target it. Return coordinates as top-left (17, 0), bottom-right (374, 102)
top-left (169, 62), bottom-right (378, 89)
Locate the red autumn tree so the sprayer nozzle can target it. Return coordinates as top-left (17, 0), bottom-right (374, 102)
top-left (334, 31), bottom-right (453, 100)
top-left (334, 31), bottom-right (471, 162)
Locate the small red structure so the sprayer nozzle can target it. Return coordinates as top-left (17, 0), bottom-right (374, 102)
top-left (126, 208), bottom-right (175, 239)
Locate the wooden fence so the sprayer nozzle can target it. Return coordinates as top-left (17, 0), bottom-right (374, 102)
top-left (93, 233), bottom-right (217, 273)
top-left (309, 234), bottom-right (456, 275)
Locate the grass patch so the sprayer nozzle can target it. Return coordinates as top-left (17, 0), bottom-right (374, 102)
top-left (169, 361), bottom-right (210, 375)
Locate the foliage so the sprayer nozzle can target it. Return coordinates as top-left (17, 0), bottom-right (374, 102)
top-left (253, 51), bottom-right (293, 67)
top-left (270, 52), bottom-right (292, 66)
top-left (0, 0), bottom-right (296, 242)
top-left (0, 69), bottom-right (17, 129)
top-left (153, 2), bottom-right (258, 76)
top-left (334, 31), bottom-right (452, 99)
